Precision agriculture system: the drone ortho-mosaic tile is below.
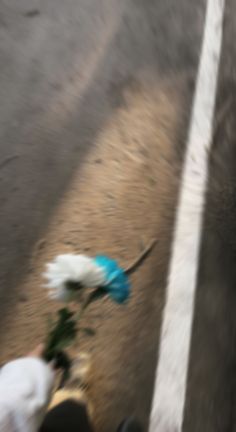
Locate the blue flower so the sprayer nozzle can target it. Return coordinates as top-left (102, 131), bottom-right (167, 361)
top-left (93, 256), bottom-right (130, 303)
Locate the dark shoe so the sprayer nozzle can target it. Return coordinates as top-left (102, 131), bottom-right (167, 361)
top-left (117, 417), bottom-right (143, 432)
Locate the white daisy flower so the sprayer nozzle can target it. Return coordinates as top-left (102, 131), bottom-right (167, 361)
top-left (44, 254), bottom-right (106, 302)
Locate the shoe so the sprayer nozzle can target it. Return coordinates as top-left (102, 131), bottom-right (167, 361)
top-left (117, 417), bottom-right (143, 432)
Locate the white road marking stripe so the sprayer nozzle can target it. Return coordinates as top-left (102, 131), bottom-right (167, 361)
top-left (149, 0), bottom-right (225, 430)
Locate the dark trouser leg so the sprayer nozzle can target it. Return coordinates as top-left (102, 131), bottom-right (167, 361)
top-left (39, 400), bottom-right (94, 432)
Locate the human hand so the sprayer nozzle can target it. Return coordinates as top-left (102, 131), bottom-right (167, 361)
top-left (27, 344), bottom-right (44, 358)
top-left (27, 344), bottom-right (56, 370)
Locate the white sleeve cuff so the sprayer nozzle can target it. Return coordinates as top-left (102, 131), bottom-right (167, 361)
top-left (0, 357), bottom-right (54, 432)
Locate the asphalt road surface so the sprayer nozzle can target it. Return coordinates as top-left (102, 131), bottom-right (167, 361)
top-left (1, 0), bottom-right (236, 431)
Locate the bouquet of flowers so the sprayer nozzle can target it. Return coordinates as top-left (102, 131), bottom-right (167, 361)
top-left (43, 254), bottom-right (131, 373)
top-left (42, 240), bottom-right (156, 378)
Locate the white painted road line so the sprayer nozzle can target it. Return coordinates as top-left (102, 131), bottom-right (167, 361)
top-left (149, 0), bottom-right (225, 431)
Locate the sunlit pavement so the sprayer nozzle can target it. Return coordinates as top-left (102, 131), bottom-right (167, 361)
top-left (0, 1), bottom-right (236, 431)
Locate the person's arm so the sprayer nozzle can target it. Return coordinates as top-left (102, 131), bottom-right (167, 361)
top-left (0, 346), bottom-right (54, 432)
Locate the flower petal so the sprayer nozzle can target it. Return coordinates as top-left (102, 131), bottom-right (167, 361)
top-left (43, 254), bottom-right (106, 302)
top-left (94, 256), bottom-right (130, 303)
